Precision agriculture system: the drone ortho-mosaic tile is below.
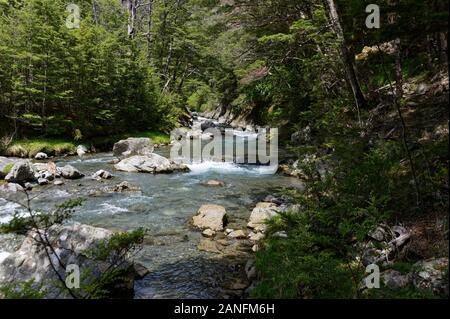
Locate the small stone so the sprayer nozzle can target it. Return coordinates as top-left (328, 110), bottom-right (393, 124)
top-left (202, 229), bottom-right (216, 238)
top-left (54, 180), bottom-right (64, 186)
top-left (92, 169), bottom-right (113, 180)
top-left (24, 182), bottom-right (33, 190)
top-left (34, 152), bottom-right (48, 160)
top-left (228, 230), bottom-right (247, 239)
top-left (273, 231), bottom-right (288, 238)
top-left (201, 180), bottom-right (225, 187)
top-left (225, 229), bottom-right (234, 235)
top-left (252, 244), bottom-right (259, 252)
top-left (248, 232), bottom-right (265, 242)
top-left (133, 263), bottom-right (150, 279)
top-left (229, 281), bottom-right (248, 290)
top-left (37, 178), bottom-right (48, 186)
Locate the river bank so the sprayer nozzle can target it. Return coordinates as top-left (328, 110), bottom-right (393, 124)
top-left (1, 131), bottom-right (170, 159)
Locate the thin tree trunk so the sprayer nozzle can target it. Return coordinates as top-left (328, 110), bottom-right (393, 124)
top-left (393, 39), bottom-right (422, 209)
top-left (92, 0), bottom-right (99, 25)
top-left (324, 0), bottom-right (366, 116)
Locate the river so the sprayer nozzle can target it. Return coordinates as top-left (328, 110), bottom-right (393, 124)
top-left (0, 118), bottom-right (303, 298)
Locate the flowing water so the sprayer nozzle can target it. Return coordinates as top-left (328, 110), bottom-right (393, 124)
top-left (0, 120), bottom-right (303, 298)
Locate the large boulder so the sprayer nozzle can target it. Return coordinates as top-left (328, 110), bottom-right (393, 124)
top-left (4, 160), bottom-right (35, 184)
top-left (59, 165), bottom-right (84, 180)
top-left (114, 154), bottom-right (189, 174)
top-left (170, 128), bottom-right (190, 142)
top-left (201, 120), bottom-right (216, 132)
top-left (247, 202), bottom-right (280, 232)
top-left (0, 223), bottom-right (135, 299)
top-left (113, 138), bottom-right (154, 158)
top-left (193, 204), bottom-right (228, 231)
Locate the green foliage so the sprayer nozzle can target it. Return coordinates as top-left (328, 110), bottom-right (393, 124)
top-left (1, 162), bottom-right (13, 174)
top-left (88, 228), bottom-right (146, 262)
top-left (5, 138), bottom-right (77, 157)
top-left (0, 279), bottom-right (46, 299)
top-left (0, 0), bottom-right (168, 140)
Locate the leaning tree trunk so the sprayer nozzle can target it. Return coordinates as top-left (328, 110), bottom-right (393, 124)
top-left (324, 0), bottom-right (367, 114)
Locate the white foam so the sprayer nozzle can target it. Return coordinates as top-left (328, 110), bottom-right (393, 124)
top-left (0, 198), bottom-right (23, 224)
top-left (99, 203), bottom-right (128, 214)
top-left (187, 161), bottom-right (278, 175)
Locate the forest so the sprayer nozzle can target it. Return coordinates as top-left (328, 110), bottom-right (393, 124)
top-left (0, 0), bottom-right (448, 299)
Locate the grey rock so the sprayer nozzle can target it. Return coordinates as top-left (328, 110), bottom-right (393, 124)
top-left (170, 128), bottom-right (190, 142)
top-left (24, 182), bottom-right (34, 190)
top-left (113, 138), bottom-right (154, 158)
top-left (0, 223), bottom-right (134, 299)
top-left (0, 183), bottom-right (24, 193)
top-left (5, 160), bottom-right (35, 183)
top-left (34, 152), bottom-right (48, 160)
top-left (92, 169), bottom-right (113, 180)
top-left (247, 202), bottom-right (280, 232)
top-left (382, 270), bottom-right (411, 289)
top-left (192, 204), bottom-right (228, 231)
top-left (202, 229), bottom-right (216, 238)
top-left (273, 231), bottom-right (288, 239)
top-left (228, 230), bottom-right (247, 239)
top-left (201, 120), bottom-right (216, 132)
top-left (54, 180), bottom-right (65, 186)
top-left (114, 154), bottom-right (189, 174)
top-left (37, 178), bottom-right (48, 186)
top-left (59, 165), bottom-right (84, 180)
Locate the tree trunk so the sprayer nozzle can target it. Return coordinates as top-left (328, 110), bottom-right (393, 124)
top-left (393, 39), bottom-right (422, 209)
top-left (324, 0), bottom-right (366, 113)
top-left (121, 0), bottom-right (138, 37)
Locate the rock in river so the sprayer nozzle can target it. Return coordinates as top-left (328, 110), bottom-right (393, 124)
top-left (201, 180), bottom-right (225, 187)
top-left (247, 202), bottom-right (280, 232)
top-left (193, 204), bottom-right (228, 231)
top-left (59, 165), bottom-right (84, 180)
top-left (4, 160), bottom-right (35, 184)
top-left (92, 169), bottom-right (113, 180)
top-left (114, 154), bottom-right (189, 174)
top-left (34, 152), bottom-right (48, 160)
top-left (113, 137), bottom-right (154, 158)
